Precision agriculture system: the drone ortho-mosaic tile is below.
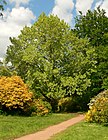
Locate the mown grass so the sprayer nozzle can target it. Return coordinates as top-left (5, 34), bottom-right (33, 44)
top-left (0, 113), bottom-right (77, 140)
top-left (50, 121), bottom-right (108, 140)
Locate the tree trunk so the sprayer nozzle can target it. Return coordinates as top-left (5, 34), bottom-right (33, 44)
top-left (50, 99), bottom-right (58, 113)
top-left (41, 92), bottom-right (58, 112)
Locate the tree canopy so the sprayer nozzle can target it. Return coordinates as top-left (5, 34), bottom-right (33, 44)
top-left (74, 7), bottom-right (108, 47)
top-left (74, 7), bottom-right (108, 96)
top-left (6, 13), bottom-right (96, 111)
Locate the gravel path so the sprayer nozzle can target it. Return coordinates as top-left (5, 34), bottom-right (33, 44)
top-left (15, 114), bottom-right (84, 140)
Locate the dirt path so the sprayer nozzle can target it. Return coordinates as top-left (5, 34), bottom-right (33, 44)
top-left (15, 114), bottom-right (84, 140)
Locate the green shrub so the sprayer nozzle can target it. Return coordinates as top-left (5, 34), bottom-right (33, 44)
top-left (58, 95), bottom-right (89, 112)
top-left (86, 90), bottom-right (108, 123)
top-left (0, 76), bottom-right (33, 115)
top-left (31, 99), bottom-right (52, 116)
top-left (58, 97), bottom-right (72, 112)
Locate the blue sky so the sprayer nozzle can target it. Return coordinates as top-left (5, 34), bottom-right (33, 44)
top-left (0, 0), bottom-right (108, 60)
top-left (29, 0), bottom-right (55, 16)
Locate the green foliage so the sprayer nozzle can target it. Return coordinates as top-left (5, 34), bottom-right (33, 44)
top-left (74, 7), bottom-right (108, 47)
top-left (58, 94), bottom-right (90, 112)
top-left (74, 7), bottom-right (108, 100)
top-left (103, 77), bottom-right (108, 89)
top-left (0, 59), bottom-right (14, 76)
top-left (31, 99), bottom-right (52, 116)
top-left (0, 76), bottom-right (33, 116)
top-left (86, 90), bottom-right (108, 123)
top-left (0, 66), bottom-right (12, 76)
top-left (6, 13), bottom-right (96, 112)
top-left (58, 97), bottom-right (72, 112)
top-left (58, 97), bottom-right (81, 112)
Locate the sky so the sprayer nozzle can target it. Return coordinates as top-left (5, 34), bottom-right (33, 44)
top-left (0, 0), bottom-right (108, 60)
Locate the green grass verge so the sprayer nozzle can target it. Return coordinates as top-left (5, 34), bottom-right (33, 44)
top-left (0, 113), bottom-right (77, 140)
top-left (50, 121), bottom-right (108, 140)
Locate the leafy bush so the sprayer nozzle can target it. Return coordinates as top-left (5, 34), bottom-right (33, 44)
top-left (31, 99), bottom-right (52, 116)
top-left (86, 90), bottom-right (108, 123)
top-left (0, 76), bottom-right (33, 115)
top-left (58, 94), bottom-right (90, 113)
top-left (58, 97), bottom-right (71, 112)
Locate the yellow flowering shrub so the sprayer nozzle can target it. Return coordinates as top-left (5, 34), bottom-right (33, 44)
top-left (0, 76), bottom-right (33, 115)
top-left (86, 90), bottom-right (108, 123)
top-left (31, 99), bottom-right (51, 116)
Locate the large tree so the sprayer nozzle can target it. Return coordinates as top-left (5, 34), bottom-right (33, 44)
top-left (6, 13), bottom-right (96, 111)
top-left (74, 7), bottom-right (108, 95)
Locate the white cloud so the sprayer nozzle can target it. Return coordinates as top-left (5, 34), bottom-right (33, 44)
top-left (9, 0), bottom-right (30, 7)
top-left (76, 0), bottom-right (94, 14)
top-left (0, 7), bottom-right (36, 58)
top-left (0, 57), bottom-right (3, 62)
top-left (51, 0), bottom-right (74, 25)
top-left (100, 0), bottom-right (108, 17)
top-left (8, 7), bottom-right (35, 25)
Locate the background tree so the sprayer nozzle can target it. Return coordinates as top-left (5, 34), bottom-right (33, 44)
top-left (74, 7), bottom-right (108, 46)
top-left (74, 7), bottom-right (108, 97)
top-left (6, 13), bottom-right (96, 112)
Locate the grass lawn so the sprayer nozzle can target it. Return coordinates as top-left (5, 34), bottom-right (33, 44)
top-left (50, 121), bottom-right (108, 140)
top-left (0, 113), bottom-right (77, 140)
